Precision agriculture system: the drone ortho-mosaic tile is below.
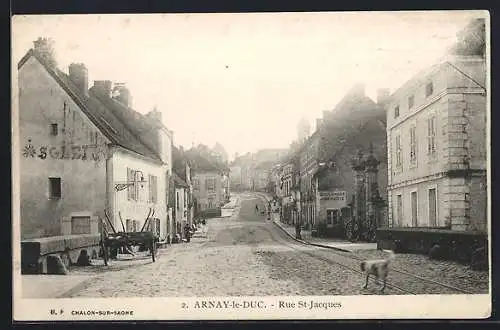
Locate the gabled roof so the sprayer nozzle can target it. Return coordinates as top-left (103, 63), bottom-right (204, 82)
top-left (388, 56), bottom-right (485, 103)
top-left (173, 172), bottom-right (189, 188)
top-left (18, 49), bottom-right (162, 163)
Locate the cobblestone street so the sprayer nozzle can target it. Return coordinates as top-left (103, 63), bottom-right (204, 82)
top-left (50, 193), bottom-right (489, 298)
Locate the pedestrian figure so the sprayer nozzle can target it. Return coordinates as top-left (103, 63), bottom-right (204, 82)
top-left (255, 204), bottom-right (259, 214)
top-left (295, 221), bottom-right (302, 240)
top-left (184, 223), bottom-right (192, 243)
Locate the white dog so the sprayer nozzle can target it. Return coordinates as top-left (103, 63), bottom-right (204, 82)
top-left (360, 250), bottom-right (395, 293)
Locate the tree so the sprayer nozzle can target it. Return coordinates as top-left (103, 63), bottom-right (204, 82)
top-left (450, 18), bottom-right (485, 57)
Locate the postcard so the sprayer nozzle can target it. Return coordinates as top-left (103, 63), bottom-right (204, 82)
top-left (12, 10), bottom-right (491, 321)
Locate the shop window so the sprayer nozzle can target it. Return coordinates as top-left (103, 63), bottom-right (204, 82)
top-left (326, 209), bottom-right (340, 225)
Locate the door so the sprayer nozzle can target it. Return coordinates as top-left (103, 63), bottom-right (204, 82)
top-left (155, 218), bottom-right (161, 236)
top-left (411, 191), bottom-right (418, 227)
top-left (428, 188), bottom-right (437, 227)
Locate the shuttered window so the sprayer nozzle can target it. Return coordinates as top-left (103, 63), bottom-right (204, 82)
top-left (427, 116), bottom-right (437, 155)
top-left (410, 126), bottom-right (417, 165)
top-left (127, 168), bottom-right (137, 201)
top-left (149, 175), bottom-right (158, 203)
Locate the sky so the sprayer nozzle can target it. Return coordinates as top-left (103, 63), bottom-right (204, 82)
top-left (12, 11), bottom-right (484, 161)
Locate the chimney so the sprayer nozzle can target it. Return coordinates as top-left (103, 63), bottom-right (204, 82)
top-left (93, 80), bottom-right (113, 98)
top-left (33, 37), bottom-right (57, 67)
top-left (69, 63), bottom-right (89, 97)
top-left (112, 83), bottom-right (132, 107)
top-left (377, 88), bottom-right (390, 105)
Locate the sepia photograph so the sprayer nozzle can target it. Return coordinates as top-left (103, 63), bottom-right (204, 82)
top-left (12, 10), bottom-right (490, 320)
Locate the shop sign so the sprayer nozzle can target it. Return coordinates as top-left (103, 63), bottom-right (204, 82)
top-left (319, 190), bottom-right (346, 201)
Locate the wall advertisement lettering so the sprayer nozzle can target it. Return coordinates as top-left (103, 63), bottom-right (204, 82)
top-left (22, 139), bottom-right (107, 163)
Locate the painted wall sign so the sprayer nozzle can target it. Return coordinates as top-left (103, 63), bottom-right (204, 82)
top-left (22, 139), bottom-right (107, 163)
top-left (319, 190), bottom-right (347, 209)
top-left (319, 191), bottom-right (347, 201)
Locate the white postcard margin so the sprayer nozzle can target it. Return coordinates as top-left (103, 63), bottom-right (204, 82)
top-left (11, 11), bottom-right (492, 321)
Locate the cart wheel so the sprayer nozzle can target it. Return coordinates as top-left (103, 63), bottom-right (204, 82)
top-left (151, 240), bottom-right (157, 263)
top-left (100, 241), bottom-right (109, 266)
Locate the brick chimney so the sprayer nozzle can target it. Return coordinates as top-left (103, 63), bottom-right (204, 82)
top-left (376, 88), bottom-right (390, 105)
top-left (33, 37), bottom-right (57, 67)
top-left (93, 80), bottom-right (113, 98)
top-left (112, 83), bottom-right (132, 107)
top-left (69, 63), bottom-right (89, 97)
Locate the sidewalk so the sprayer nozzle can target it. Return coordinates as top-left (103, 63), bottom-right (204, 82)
top-left (21, 274), bottom-right (93, 298)
top-left (256, 192), bottom-right (377, 253)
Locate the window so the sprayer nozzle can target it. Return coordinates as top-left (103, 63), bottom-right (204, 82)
top-left (208, 197), bottom-right (214, 209)
top-left (50, 123), bottom-right (58, 136)
top-left (428, 188), bottom-right (437, 227)
top-left (176, 191), bottom-right (180, 210)
top-left (427, 116), bottom-right (437, 155)
top-left (394, 106), bottom-right (400, 118)
top-left (49, 177), bottom-right (61, 199)
top-left (396, 194), bottom-right (403, 227)
top-left (206, 178), bottom-right (215, 192)
top-left (127, 168), bottom-right (137, 201)
top-left (395, 135), bottom-right (402, 168)
top-left (411, 191), bottom-right (418, 227)
top-left (326, 209), bottom-right (340, 226)
top-left (184, 191), bottom-right (187, 208)
top-left (193, 178), bottom-right (200, 191)
top-left (148, 175), bottom-right (158, 203)
top-left (71, 216), bottom-right (91, 234)
top-left (408, 95), bottom-right (415, 109)
top-left (410, 126), bottom-right (417, 165)
top-left (465, 192), bottom-right (471, 220)
top-left (426, 81), bottom-right (434, 97)
top-left (126, 219), bottom-right (132, 232)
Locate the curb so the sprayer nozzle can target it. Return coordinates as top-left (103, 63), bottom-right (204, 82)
top-left (271, 220), bottom-right (351, 252)
top-left (252, 192), bottom-right (353, 253)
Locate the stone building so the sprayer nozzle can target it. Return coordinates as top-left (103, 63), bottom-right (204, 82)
top-left (386, 54), bottom-right (487, 231)
top-left (18, 38), bottom-right (173, 241)
top-left (171, 172), bottom-right (190, 239)
top-left (280, 84), bottom-right (387, 238)
top-left (192, 170), bottom-right (224, 212)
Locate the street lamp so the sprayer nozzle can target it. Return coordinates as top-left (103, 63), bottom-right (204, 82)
top-left (114, 170), bottom-right (148, 192)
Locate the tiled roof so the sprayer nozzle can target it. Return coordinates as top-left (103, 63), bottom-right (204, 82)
top-left (18, 49), bottom-right (163, 163)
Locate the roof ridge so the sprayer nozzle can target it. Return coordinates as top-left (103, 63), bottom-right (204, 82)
top-left (89, 89), bottom-right (164, 161)
top-left (18, 49), bottom-right (162, 163)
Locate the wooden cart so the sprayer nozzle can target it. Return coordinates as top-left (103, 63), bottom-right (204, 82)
top-left (100, 208), bottom-right (159, 265)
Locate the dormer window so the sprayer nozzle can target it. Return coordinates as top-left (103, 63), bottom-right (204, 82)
top-left (426, 81), bottom-right (434, 97)
top-left (408, 95), bottom-right (415, 109)
top-left (394, 106), bottom-right (400, 118)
